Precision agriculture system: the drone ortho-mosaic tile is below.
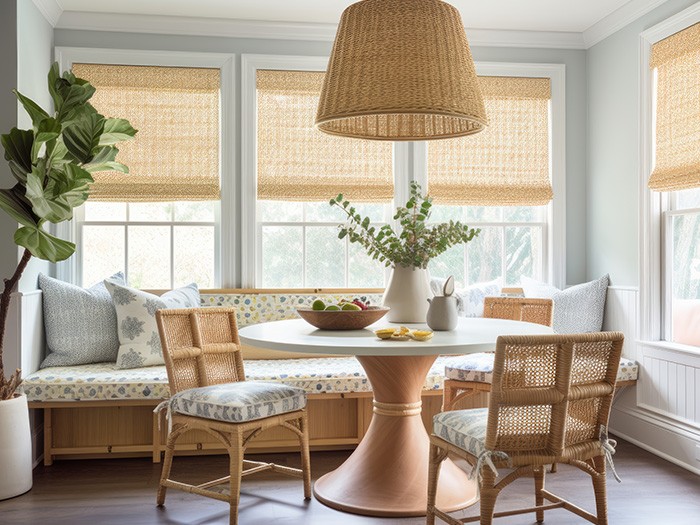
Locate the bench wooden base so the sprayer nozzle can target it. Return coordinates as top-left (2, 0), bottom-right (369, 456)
top-left (31, 391), bottom-right (452, 466)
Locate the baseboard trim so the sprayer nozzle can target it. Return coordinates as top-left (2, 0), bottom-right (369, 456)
top-left (610, 406), bottom-right (700, 476)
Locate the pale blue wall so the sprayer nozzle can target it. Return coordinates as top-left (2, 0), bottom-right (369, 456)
top-left (586, 0), bottom-right (697, 286)
top-left (17, 0), bottom-right (54, 291)
top-left (54, 30), bottom-right (589, 287)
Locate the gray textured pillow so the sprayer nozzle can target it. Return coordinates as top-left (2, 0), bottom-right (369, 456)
top-left (39, 272), bottom-right (126, 368)
top-left (522, 274), bottom-right (609, 333)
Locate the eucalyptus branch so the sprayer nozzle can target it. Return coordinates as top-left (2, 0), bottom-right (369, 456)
top-left (329, 182), bottom-right (480, 270)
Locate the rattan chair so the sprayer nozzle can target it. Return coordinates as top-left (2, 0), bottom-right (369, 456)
top-left (154, 307), bottom-right (311, 525)
top-left (427, 332), bottom-right (624, 525)
top-left (441, 297), bottom-right (554, 411)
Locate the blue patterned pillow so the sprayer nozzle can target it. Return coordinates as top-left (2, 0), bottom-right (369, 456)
top-left (105, 281), bottom-right (200, 369)
top-left (40, 272), bottom-right (125, 368)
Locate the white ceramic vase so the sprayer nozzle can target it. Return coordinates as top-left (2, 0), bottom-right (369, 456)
top-left (0, 393), bottom-right (33, 500)
top-left (382, 266), bottom-right (432, 323)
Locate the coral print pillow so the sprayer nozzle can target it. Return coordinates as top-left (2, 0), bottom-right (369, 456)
top-left (105, 280), bottom-right (200, 369)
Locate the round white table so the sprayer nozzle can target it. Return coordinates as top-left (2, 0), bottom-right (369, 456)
top-left (239, 317), bottom-right (554, 517)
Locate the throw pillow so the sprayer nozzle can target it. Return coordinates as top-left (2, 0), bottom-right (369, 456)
top-left (105, 280), bottom-right (200, 369)
top-left (521, 274), bottom-right (609, 333)
top-left (430, 277), bottom-right (502, 317)
top-left (39, 272), bottom-right (126, 368)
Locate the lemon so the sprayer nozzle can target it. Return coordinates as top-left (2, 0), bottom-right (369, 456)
top-left (411, 330), bottom-right (434, 341)
top-left (324, 305), bottom-right (340, 311)
top-left (341, 303), bottom-right (362, 311)
top-left (312, 299), bottom-right (326, 311)
top-left (374, 328), bottom-right (396, 339)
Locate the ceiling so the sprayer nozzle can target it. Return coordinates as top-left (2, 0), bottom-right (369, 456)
top-left (55, 0), bottom-right (649, 33)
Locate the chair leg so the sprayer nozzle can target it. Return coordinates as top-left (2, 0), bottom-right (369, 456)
top-left (426, 442), bottom-right (447, 525)
top-left (442, 383), bottom-right (456, 411)
top-left (591, 455), bottom-right (609, 525)
top-left (157, 426), bottom-right (179, 506)
top-left (534, 466), bottom-right (545, 523)
top-left (299, 413), bottom-right (312, 500)
top-left (479, 468), bottom-right (499, 525)
top-left (228, 434), bottom-right (244, 525)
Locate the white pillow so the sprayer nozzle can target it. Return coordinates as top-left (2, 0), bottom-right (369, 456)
top-left (521, 275), bottom-right (609, 333)
top-left (105, 280), bottom-right (200, 369)
top-left (430, 277), bottom-right (502, 317)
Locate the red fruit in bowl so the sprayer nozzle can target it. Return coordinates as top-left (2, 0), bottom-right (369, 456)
top-left (352, 299), bottom-right (368, 310)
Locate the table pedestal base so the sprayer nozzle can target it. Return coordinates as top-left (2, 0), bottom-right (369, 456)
top-left (313, 355), bottom-right (478, 517)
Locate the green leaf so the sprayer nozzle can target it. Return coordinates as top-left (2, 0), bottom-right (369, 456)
top-left (338, 230), bottom-right (348, 239)
top-left (83, 160), bottom-right (129, 174)
top-left (55, 80), bottom-right (97, 122)
top-left (14, 90), bottom-right (49, 129)
top-left (47, 62), bottom-right (63, 112)
top-left (0, 186), bottom-right (38, 228)
top-left (62, 111), bottom-right (105, 163)
top-left (7, 160), bottom-right (29, 184)
top-left (1, 128), bottom-right (33, 174)
top-left (98, 118), bottom-right (137, 146)
top-left (31, 117), bottom-right (61, 163)
top-left (336, 194), bottom-right (343, 201)
top-left (26, 163), bottom-right (92, 223)
top-left (14, 225), bottom-right (76, 262)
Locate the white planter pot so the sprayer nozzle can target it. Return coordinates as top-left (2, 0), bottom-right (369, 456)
top-left (382, 266), bottom-right (432, 323)
top-left (0, 393), bottom-right (33, 500)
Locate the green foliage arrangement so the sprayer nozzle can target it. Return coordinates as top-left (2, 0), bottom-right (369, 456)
top-left (330, 181), bottom-right (480, 270)
top-left (0, 63), bottom-right (137, 399)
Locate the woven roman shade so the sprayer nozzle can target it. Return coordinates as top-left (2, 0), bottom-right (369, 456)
top-left (257, 69), bottom-right (393, 202)
top-left (648, 23), bottom-right (700, 192)
top-left (427, 76), bottom-right (552, 206)
top-left (72, 64), bottom-right (220, 202)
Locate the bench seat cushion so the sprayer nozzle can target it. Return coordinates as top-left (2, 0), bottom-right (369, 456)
top-left (444, 353), bottom-right (639, 384)
top-left (21, 357), bottom-right (450, 402)
top-left (168, 382), bottom-right (306, 423)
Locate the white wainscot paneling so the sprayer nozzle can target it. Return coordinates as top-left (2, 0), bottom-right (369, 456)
top-left (639, 345), bottom-right (700, 427)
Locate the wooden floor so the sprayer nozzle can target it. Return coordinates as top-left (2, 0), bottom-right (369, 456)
top-left (2, 437), bottom-right (699, 525)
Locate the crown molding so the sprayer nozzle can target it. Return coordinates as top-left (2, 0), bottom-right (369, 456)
top-left (31, 0), bottom-right (63, 26)
top-left (583, 0), bottom-right (669, 48)
top-left (55, 11), bottom-right (587, 49)
top-left (56, 11), bottom-right (339, 41)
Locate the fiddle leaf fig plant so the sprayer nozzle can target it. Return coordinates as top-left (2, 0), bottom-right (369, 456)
top-left (0, 62), bottom-right (137, 400)
top-left (330, 181), bottom-right (480, 269)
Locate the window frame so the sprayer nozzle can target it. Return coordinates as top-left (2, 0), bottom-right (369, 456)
top-left (413, 62), bottom-right (567, 288)
top-left (639, 4), bottom-right (700, 353)
top-left (54, 46), bottom-right (235, 287)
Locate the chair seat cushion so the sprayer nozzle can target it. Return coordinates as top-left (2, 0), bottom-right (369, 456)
top-left (433, 408), bottom-right (488, 457)
top-left (444, 354), bottom-right (638, 384)
top-left (169, 382), bottom-right (306, 423)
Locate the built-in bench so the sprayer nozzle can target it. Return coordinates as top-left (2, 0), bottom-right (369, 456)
top-left (21, 288), bottom-right (639, 465)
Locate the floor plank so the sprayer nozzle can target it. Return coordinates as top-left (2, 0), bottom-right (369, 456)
top-left (1, 438), bottom-right (699, 524)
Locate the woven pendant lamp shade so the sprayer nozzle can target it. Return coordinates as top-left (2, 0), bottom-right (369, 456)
top-left (316, 0), bottom-right (487, 141)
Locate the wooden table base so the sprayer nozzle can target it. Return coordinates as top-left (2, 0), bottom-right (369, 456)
top-left (313, 355), bottom-right (478, 517)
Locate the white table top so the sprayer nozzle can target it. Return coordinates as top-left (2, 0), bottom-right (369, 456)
top-left (238, 317), bottom-right (554, 356)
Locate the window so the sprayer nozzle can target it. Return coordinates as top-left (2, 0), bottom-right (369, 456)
top-left (419, 67), bottom-right (565, 289)
top-left (641, 12), bottom-right (700, 348)
top-left (55, 52), bottom-right (232, 288)
top-left (245, 59), bottom-right (395, 288)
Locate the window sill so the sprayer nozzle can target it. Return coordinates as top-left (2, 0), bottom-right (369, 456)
top-left (637, 339), bottom-right (700, 357)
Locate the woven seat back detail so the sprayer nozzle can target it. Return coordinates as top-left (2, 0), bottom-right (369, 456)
top-left (156, 307), bottom-right (246, 395)
top-left (483, 297), bottom-right (553, 327)
top-left (486, 332), bottom-right (624, 462)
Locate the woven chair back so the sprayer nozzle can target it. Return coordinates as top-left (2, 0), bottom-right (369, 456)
top-left (156, 307), bottom-right (246, 395)
top-left (483, 297), bottom-right (553, 327)
top-left (485, 332), bottom-right (624, 464)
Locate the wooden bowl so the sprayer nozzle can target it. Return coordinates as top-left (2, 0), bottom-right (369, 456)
top-left (296, 306), bottom-right (390, 330)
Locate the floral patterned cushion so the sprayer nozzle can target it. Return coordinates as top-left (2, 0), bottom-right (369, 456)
top-left (444, 354), bottom-right (638, 383)
top-left (21, 357), bottom-right (450, 402)
top-left (433, 408), bottom-right (488, 457)
top-left (167, 382), bottom-right (306, 423)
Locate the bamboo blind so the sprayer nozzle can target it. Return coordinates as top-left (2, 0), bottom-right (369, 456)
top-left (648, 23), bottom-right (700, 192)
top-left (72, 63), bottom-right (221, 202)
top-left (256, 70), bottom-right (393, 202)
top-left (427, 76), bottom-right (552, 206)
